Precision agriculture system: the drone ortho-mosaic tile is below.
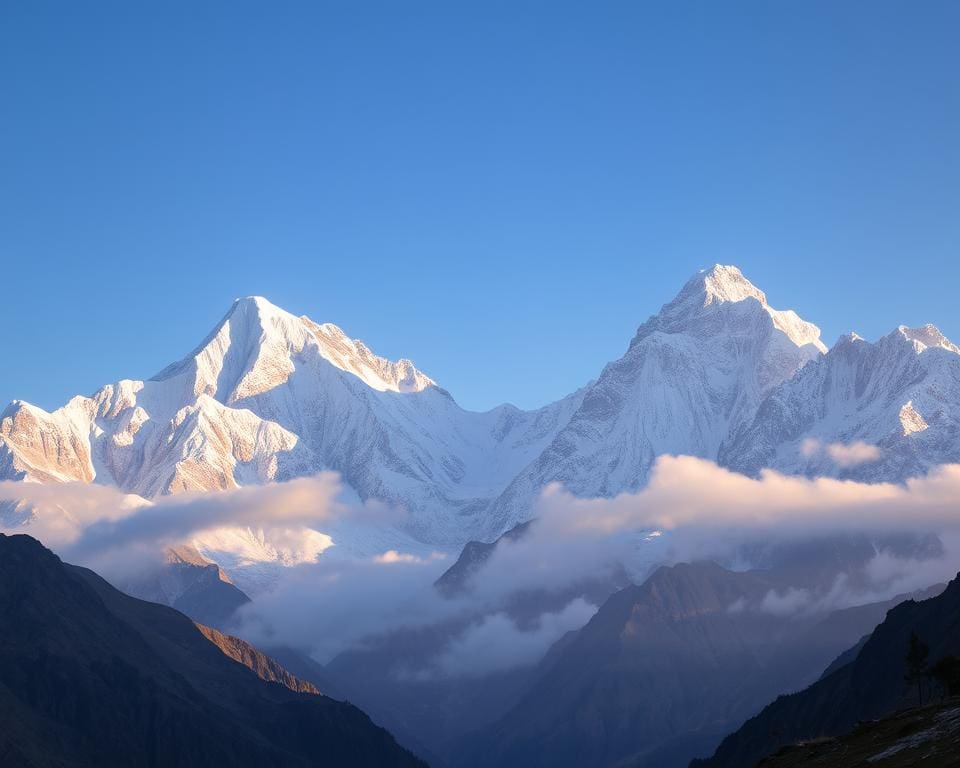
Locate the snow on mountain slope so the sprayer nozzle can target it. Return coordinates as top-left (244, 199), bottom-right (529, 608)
top-left (0, 296), bottom-right (583, 548)
top-left (0, 399), bottom-right (95, 484)
top-left (721, 323), bottom-right (960, 480)
top-left (481, 265), bottom-right (826, 535)
top-left (3, 265), bottom-right (957, 561)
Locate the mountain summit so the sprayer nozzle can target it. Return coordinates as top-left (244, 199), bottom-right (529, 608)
top-left (152, 295), bottom-right (437, 403)
top-left (482, 265), bottom-right (828, 530)
top-left (635, 264), bottom-right (826, 353)
top-left (897, 322), bottom-right (960, 354)
top-left (723, 315), bottom-right (960, 481)
top-left (696, 263), bottom-right (769, 303)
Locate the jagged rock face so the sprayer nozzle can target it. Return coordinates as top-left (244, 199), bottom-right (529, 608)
top-left (0, 399), bottom-right (96, 483)
top-left (722, 324), bottom-right (960, 480)
top-left (193, 623), bottom-right (320, 695)
top-left (2, 265), bottom-right (959, 551)
top-left (0, 533), bottom-right (424, 768)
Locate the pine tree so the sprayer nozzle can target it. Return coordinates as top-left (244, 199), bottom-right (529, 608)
top-left (905, 631), bottom-right (930, 706)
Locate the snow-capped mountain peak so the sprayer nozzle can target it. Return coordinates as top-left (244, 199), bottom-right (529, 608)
top-left (699, 263), bottom-right (768, 306)
top-left (637, 265), bottom-right (827, 355)
top-left (724, 316), bottom-right (960, 482)
top-left (664, 264), bottom-right (767, 315)
top-left (151, 296), bottom-right (436, 405)
top-left (1, 293), bottom-right (587, 555)
top-left (665, 264), bottom-right (777, 313)
top-left (837, 331), bottom-right (866, 344)
top-left (481, 265), bottom-right (832, 534)
top-left (896, 323), bottom-right (960, 355)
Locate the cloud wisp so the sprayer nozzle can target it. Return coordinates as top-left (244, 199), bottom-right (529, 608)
top-left (531, 455), bottom-right (960, 536)
top-left (0, 473), bottom-right (400, 580)
top-left (801, 438), bottom-right (881, 467)
top-left (456, 455), bottom-right (960, 618)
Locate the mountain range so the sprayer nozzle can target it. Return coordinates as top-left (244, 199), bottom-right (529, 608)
top-left (4, 264), bottom-right (959, 573)
top-left (2, 265), bottom-right (959, 768)
top-left (303, 540), bottom-right (941, 768)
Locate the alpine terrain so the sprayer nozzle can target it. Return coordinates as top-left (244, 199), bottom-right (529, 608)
top-left (2, 265), bottom-right (959, 574)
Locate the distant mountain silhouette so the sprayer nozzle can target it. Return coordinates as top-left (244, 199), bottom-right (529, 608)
top-left (434, 521), bottom-right (532, 596)
top-left (457, 560), bottom-right (936, 768)
top-left (122, 543), bottom-right (252, 630)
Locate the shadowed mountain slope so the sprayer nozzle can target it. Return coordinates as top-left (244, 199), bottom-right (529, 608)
top-left (458, 559), bottom-right (939, 768)
top-left (0, 533), bottom-right (424, 768)
top-left (750, 698), bottom-right (960, 768)
top-left (693, 571), bottom-right (960, 768)
top-left (121, 543), bottom-right (252, 630)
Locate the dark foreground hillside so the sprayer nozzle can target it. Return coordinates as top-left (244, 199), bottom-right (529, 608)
top-left (694, 571), bottom-right (960, 768)
top-left (756, 699), bottom-right (960, 768)
top-left (0, 533), bottom-right (424, 768)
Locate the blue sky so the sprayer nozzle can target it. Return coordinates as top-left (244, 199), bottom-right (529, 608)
top-left (1, 1), bottom-right (958, 412)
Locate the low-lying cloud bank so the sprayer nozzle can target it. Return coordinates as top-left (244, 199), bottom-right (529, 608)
top-left (4, 455), bottom-right (960, 677)
top-left (537, 455), bottom-right (960, 537)
top-left (433, 598), bottom-right (598, 678)
top-left (0, 473), bottom-right (396, 580)
top-left (455, 456), bottom-right (960, 610)
top-left (241, 451), bottom-right (955, 668)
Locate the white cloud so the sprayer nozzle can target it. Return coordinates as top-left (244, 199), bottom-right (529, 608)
top-left (0, 473), bottom-right (397, 581)
top-left (230, 549), bottom-right (456, 661)
top-left (458, 456), bottom-right (960, 612)
top-left (799, 438), bottom-right (881, 467)
top-left (373, 550), bottom-right (447, 565)
top-left (759, 587), bottom-right (813, 616)
top-left (826, 441), bottom-right (881, 467)
top-left (5, 455), bottom-right (960, 675)
top-left (431, 598), bottom-right (598, 679)
top-left (528, 455), bottom-right (960, 536)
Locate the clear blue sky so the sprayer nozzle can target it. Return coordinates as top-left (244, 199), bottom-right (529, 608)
top-left (2, 2), bottom-right (958, 412)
